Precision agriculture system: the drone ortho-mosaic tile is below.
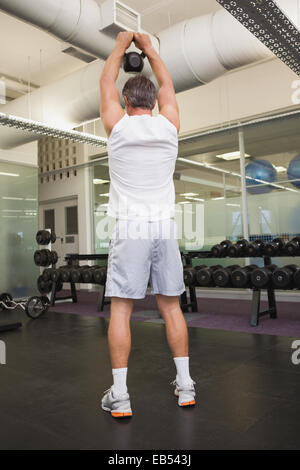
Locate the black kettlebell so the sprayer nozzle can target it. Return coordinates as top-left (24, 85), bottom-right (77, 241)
top-left (123, 51), bottom-right (146, 73)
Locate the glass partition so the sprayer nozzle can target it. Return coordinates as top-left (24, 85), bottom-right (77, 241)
top-left (0, 161), bottom-right (39, 297)
top-left (243, 114), bottom-right (300, 268)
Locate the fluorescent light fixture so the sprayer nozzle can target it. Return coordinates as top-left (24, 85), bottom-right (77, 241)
top-left (212, 197), bottom-right (225, 200)
top-left (0, 171), bottom-right (19, 177)
top-left (226, 203), bottom-right (241, 207)
top-left (2, 209), bottom-right (23, 212)
top-left (184, 196), bottom-right (204, 202)
top-left (2, 196), bottom-right (24, 200)
top-left (0, 112), bottom-right (107, 147)
top-left (180, 192), bottom-right (199, 197)
top-left (216, 151), bottom-right (250, 161)
top-left (25, 198), bottom-right (37, 201)
top-left (99, 193), bottom-right (110, 197)
top-left (275, 166), bottom-right (286, 173)
top-left (93, 178), bottom-right (109, 184)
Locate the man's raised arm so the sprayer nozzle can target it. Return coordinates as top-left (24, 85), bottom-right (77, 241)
top-left (100, 32), bottom-right (133, 137)
top-left (133, 32), bottom-right (180, 133)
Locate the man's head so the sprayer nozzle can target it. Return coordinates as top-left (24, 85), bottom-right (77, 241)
top-left (122, 75), bottom-right (157, 113)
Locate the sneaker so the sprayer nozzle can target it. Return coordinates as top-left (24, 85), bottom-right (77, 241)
top-left (171, 380), bottom-right (196, 407)
top-left (101, 387), bottom-right (132, 418)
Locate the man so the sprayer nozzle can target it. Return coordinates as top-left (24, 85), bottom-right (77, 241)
top-left (100, 31), bottom-right (195, 418)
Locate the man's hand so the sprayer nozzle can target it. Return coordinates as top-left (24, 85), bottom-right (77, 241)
top-left (133, 32), bottom-right (154, 55)
top-left (115, 31), bottom-right (134, 52)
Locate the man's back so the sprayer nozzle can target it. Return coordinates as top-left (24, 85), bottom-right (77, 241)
top-left (108, 113), bottom-right (178, 221)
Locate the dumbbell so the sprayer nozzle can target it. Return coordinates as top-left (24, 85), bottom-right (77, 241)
top-left (264, 238), bottom-right (285, 256)
top-left (81, 266), bottom-right (102, 283)
top-left (272, 265), bottom-right (300, 289)
top-left (70, 265), bottom-right (91, 283)
top-left (211, 240), bottom-right (232, 258)
top-left (231, 265), bottom-right (258, 288)
top-left (37, 275), bottom-right (52, 294)
top-left (285, 237), bottom-right (300, 256)
top-left (34, 249), bottom-right (51, 267)
top-left (196, 265), bottom-right (222, 287)
top-left (245, 239), bottom-right (265, 257)
top-left (93, 267), bottom-right (107, 285)
top-left (42, 268), bottom-right (57, 282)
top-left (250, 264), bottom-right (278, 289)
top-left (183, 265), bottom-right (207, 286)
top-left (228, 239), bottom-right (250, 257)
top-left (34, 249), bottom-right (58, 267)
top-left (36, 230), bottom-right (56, 245)
top-left (212, 265), bottom-right (240, 287)
top-left (51, 266), bottom-right (72, 283)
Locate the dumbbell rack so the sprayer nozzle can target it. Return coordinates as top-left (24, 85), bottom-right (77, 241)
top-left (51, 253), bottom-right (109, 311)
top-left (181, 251), bottom-right (278, 327)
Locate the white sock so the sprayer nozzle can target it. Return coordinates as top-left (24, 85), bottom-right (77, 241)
top-left (173, 357), bottom-right (192, 386)
top-left (112, 367), bottom-right (128, 395)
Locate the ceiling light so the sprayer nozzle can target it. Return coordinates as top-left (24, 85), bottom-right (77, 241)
top-left (226, 203), bottom-right (241, 207)
top-left (99, 193), bottom-right (110, 197)
top-left (275, 166), bottom-right (286, 173)
top-left (216, 151), bottom-right (250, 161)
top-left (2, 209), bottom-right (23, 212)
top-left (0, 171), bottom-right (19, 177)
top-left (184, 196), bottom-right (204, 202)
top-left (0, 112), bottom-right (107, 147)
top-left (212, 197), bottom-right (225, 200)
top-left (2, 196), bottom-right (24, 200)
top-left (93, 178), bottom-right (110, 184)
top-left (25, 198), bottom-right (37, 201)
top-left (178, 201), bottom-right (190, 204)
top-left (180, 192), bottom-right (199, 197)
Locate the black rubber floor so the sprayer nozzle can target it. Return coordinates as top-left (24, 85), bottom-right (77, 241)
top-left (0, 309), bottom-right (300, 450)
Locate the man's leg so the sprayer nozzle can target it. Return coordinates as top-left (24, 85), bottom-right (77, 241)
top-left (108, 297), bottom-right (134, 368)
top-left (156, 294), bottom-right (195, 406)
top-left (108, 297), bottom-right (134, 395)
top-left (155, 294), bottom-right (188, 357)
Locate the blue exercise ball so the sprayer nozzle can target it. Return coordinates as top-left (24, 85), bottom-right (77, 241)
top-left (287, 154), bottom-right (300, 189)
top-left (245, 159), bottom-right (277, 194)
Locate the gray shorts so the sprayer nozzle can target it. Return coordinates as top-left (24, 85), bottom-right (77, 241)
top-left (105, 219), bottom-right (185, 299)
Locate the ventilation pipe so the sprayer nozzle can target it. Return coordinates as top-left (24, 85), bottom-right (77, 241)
top-left (0, 0), bottom-right (274, 148)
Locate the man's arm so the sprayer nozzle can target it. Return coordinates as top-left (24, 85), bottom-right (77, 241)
top-left (100, 32), bottom-right (133, 137)
top-left (133, 33), bottom-right (180, 133)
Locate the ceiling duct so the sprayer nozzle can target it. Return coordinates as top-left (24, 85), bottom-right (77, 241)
top-left (216, 0), bottom-right (300, 76)
top-left (0, 0), bottom-right (273, 148)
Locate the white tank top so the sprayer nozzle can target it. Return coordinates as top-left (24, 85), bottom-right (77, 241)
top-left (107, 113), bottom-right (178, 221)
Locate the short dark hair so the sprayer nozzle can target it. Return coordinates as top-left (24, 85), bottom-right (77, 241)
top-left (122, 75), bottom-right (157, 110)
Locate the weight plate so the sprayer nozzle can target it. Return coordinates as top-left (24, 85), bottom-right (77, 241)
top-left (25, 296), bottom-right (49, 319)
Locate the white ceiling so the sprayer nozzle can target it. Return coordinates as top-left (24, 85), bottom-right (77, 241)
top-left (0, 0), bottom-right (220, 96)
